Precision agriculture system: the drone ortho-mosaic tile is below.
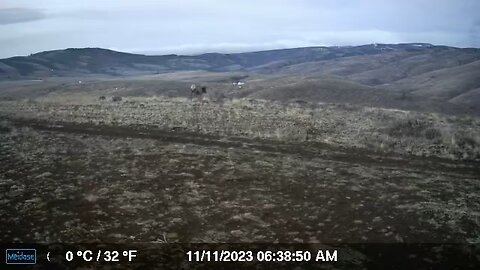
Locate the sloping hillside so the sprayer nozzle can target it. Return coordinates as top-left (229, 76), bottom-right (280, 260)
top-left (385, 60), bottom-right (480, 102)
top-left (1, 44), bottom-right (479, 115)
top-left (247, 77), bottom-right (393, 104)
top-left (3, 44), bottom-right (479, 80)
top-left (449, 88), bottom-right (480, 113)
top-left (274, 46), bottom-right (480, 86)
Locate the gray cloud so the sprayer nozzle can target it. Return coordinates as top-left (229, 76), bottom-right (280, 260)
top-left (0, 8), bottom-right (45, 25)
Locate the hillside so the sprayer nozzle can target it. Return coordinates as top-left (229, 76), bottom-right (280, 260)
top-left (1, 44), bottom-right (480, 115)
top-left (273, 46), bottom-right (480, 85)
top-left (383, 60), bottom-right (480, 111)
top-left (246, 77), bottom-right (393, 104)
top-left (2, 44), bottom-right (479, 80)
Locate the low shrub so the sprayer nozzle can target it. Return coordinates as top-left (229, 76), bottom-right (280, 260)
top-left (387, 118), bottom-right (431, 138)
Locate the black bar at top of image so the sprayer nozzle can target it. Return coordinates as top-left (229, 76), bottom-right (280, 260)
top-left (1, 243), bottom-right (479, 269)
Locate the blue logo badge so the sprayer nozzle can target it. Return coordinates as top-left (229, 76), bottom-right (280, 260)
top-left (6, 249), bottom-right (36, 264)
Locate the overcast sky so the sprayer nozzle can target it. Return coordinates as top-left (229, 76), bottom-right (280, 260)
top-left (0, 0), bottom-right (479, 58)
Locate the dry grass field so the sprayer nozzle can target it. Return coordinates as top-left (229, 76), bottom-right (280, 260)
top-left (1, 96), bottom-right (479, 246)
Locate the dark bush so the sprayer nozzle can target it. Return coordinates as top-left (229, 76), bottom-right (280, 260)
top-left (456, 135), bottom-right (477, 149)
top-left (99, 96), bottom-right (106, 100)
top-left (112, 96), bottom-right (122, 102)
top-left (0, 125), bottom-right (11, 134)
top-left (292, 99), bottom-right (309, 105)
top-left (424, 128), bottom-right (441, 140)
top-left (387, 119), bottom-right (430, 138)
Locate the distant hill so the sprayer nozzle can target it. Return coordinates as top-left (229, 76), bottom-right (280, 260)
top-left (385, 60), bottom-right (480, 99)
top-left (271, 45), bottom-right (480, 85)
top-left (1, 44), bottom-right (479, 115)
top-left (3, 43), bottom-right (478, 80)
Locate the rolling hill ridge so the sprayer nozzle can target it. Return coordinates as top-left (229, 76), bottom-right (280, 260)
top-left (1, 44), bottom-right (479, 115)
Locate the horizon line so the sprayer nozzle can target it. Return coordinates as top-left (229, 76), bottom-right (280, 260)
top-left (3, 42), bottom-right (480, 59)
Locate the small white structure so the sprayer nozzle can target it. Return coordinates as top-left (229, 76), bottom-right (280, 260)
top-left (232, 81), bottom-right (245, 89)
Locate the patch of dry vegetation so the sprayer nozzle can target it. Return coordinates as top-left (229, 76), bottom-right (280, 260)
top-left (0, 96), bottom-right (479, 160)
top-left (1, 119), bottom-right (479, 244)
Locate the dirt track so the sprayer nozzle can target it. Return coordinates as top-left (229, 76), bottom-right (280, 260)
top-left (1, 118), bottom-right (479, 244)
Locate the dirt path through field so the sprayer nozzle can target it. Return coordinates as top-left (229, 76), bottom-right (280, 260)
top-left (1, 118), bottom-right (479, 243)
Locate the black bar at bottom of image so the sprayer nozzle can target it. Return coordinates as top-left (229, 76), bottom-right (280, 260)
top-left (1, 243), bottom-right (479, 269)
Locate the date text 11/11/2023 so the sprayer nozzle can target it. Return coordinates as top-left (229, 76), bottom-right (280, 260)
top-left (186, 250), bottom-right (338, 262)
